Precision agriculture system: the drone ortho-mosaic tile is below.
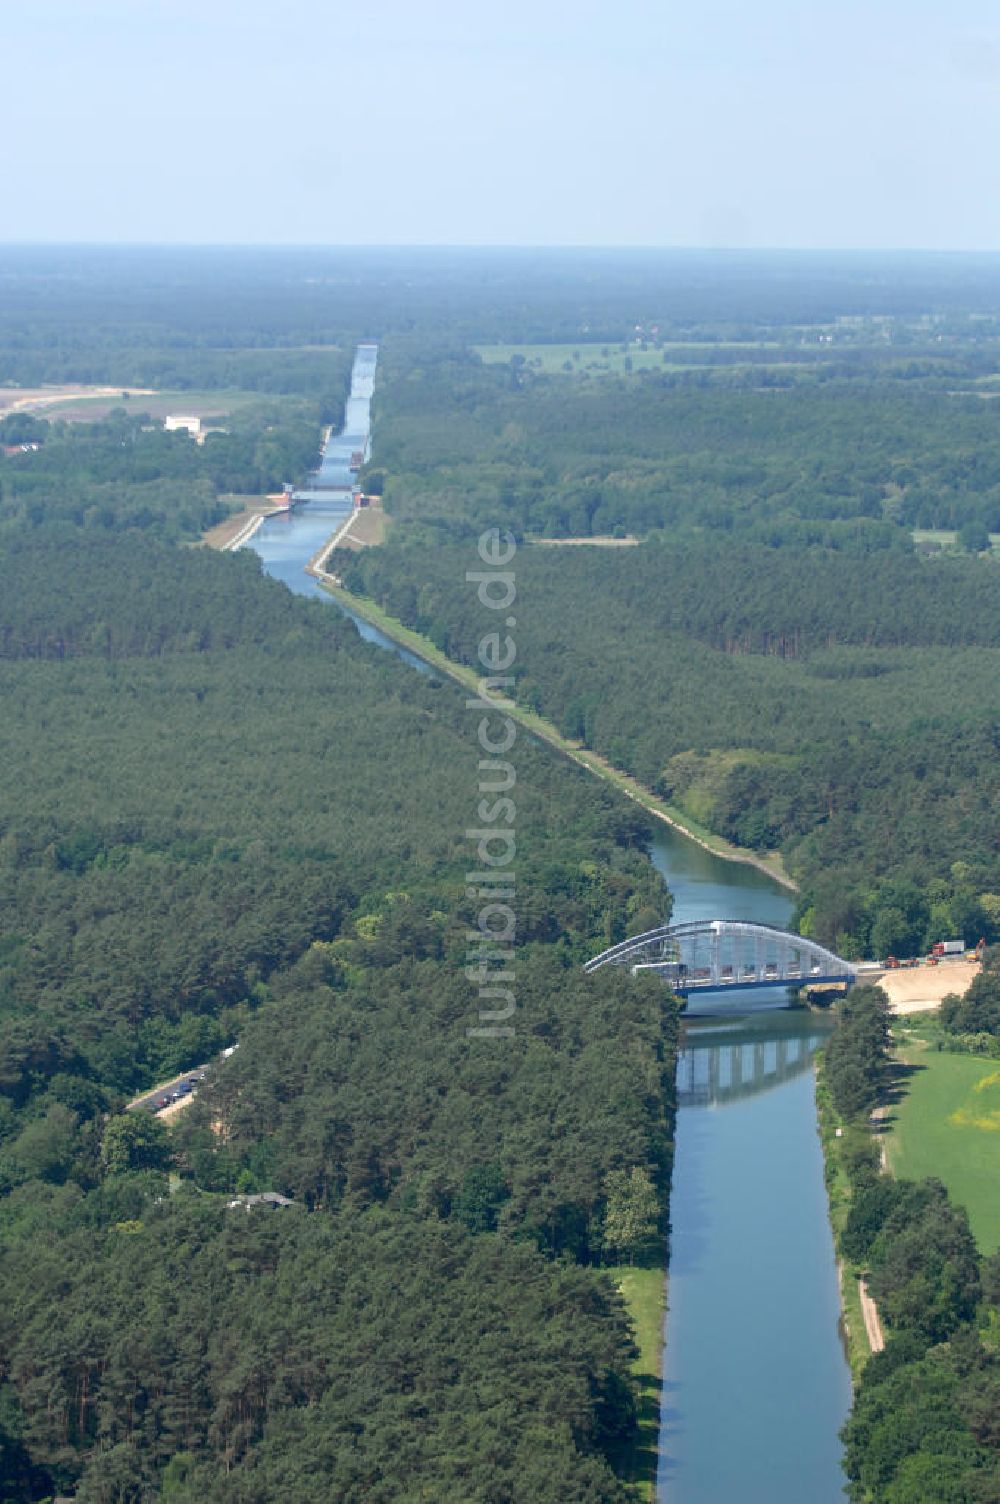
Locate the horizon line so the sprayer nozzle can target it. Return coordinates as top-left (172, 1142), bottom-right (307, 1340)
top-left (3, 241), bottom-right (1000, 257)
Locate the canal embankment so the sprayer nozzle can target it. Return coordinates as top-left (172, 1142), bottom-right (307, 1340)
top-left (815, 1059), bottom-right (883, 1381)
top-left (202, 503), bottom-right (286, 552)
top-left (309, 572), bottom-right (796, 890)
top-left (223, 513), bottom-right (267, 552)
top-left (305, 502), bottom-right (387, 577)
top-left (307, 513), bottom-right (356, 575)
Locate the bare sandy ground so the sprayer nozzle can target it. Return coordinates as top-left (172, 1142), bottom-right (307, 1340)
top-left (202, 511), bottom-right (261, 550)
top-left (0, 383), bottom-right (156, 414)
top-left (202, 498), bottom-right (285, 550)
top-left (878, 959), bottom-right (980, 1014)
top-left (339, 503), bottom-right (387, 549)
top-left (157, 1094), bottom-right (196, 1121)
top-left (859, 1278), bottom-right (885, 1352)
top-left (533, 534), bottom-right (639, 547)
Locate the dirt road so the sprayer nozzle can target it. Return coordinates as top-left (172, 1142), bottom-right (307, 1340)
top-left (859, 1279), bottom-right (885, 1353)
top-left (533, 534), bottom-right (639, 547)
top-left (0, 383), bottom-right (156, 415)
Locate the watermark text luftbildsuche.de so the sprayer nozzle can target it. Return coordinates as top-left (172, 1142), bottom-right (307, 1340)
top-left (465, 529), bottom-right (517, 1038)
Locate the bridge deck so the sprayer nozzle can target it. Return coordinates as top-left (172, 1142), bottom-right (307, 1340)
top-left (667, 972), bottom-right (853, 998)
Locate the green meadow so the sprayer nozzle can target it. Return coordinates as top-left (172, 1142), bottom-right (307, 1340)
top-left (887, 1042), bottom-right (1000, 1253)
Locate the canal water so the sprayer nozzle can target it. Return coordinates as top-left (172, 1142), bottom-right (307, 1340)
top-left (245, 345), bottom-right (852, 1501)
top-left (244, 345), bottom-right (433, 677)
top-left (651, 825), bottom-right (851, 1502)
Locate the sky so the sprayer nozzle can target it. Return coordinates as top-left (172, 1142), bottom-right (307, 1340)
top-left (3, 0), bottom-right (1000, 249)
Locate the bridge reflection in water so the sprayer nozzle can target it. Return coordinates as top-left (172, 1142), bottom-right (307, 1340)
top-left (676, 1019), bottom-right (830, 1108)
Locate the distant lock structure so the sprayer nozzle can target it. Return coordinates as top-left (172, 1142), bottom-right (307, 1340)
top-left (584, 919), bottom-right (856, 997)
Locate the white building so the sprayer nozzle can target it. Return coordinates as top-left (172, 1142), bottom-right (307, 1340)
top-left (164, 414), bottom-right (202, 435)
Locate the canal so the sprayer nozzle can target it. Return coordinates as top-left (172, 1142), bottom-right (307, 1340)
top-left (244, 343), bottom-right (432, 676)
top-left (650, 825), bottom-right (851, 1502)
top-left (245, 346), bottom-right (852, 1501)
top-left (246, 495), bottom-right (431, 671)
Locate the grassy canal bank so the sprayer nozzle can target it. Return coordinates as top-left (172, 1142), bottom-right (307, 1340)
top-left (815, 1061), bottom-right (877, 1382)
top-left (317, 575), bottom-right (796, 892)
top-left (607, 1265), bottom-right (667, 1499)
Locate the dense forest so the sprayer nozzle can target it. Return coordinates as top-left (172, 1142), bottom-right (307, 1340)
top-left (0, 530), bottom-right (677, 1500)
top-left (0, 395), bottom-right (335, 541)
top-left (940, 947), bottom-right (1000, 1043)
top-left (368, 342), bottom-right (1000, 543)
top-left (337, 274), bottom-right (1000, 963)
top-left (341, 536), bottom-right (1000, 959)
top-left (6, 247), bottom-right (1000, 1499)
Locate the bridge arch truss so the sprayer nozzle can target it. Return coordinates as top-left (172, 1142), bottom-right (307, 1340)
top-left (583, 919), bottom-right (855, 996)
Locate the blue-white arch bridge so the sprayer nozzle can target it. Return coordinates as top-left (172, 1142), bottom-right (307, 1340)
top-left (583, 920), bottom-right (856, 999)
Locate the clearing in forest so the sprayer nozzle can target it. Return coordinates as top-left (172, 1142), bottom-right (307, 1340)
top-left (17, 389), bottom-right (267, 423)
top-left (473, 341), bottom-right (803, 376)
top-left (886, 1043), bottom-right (1000, 1253)
top-left (0, 382), bottom-right (157, 415)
